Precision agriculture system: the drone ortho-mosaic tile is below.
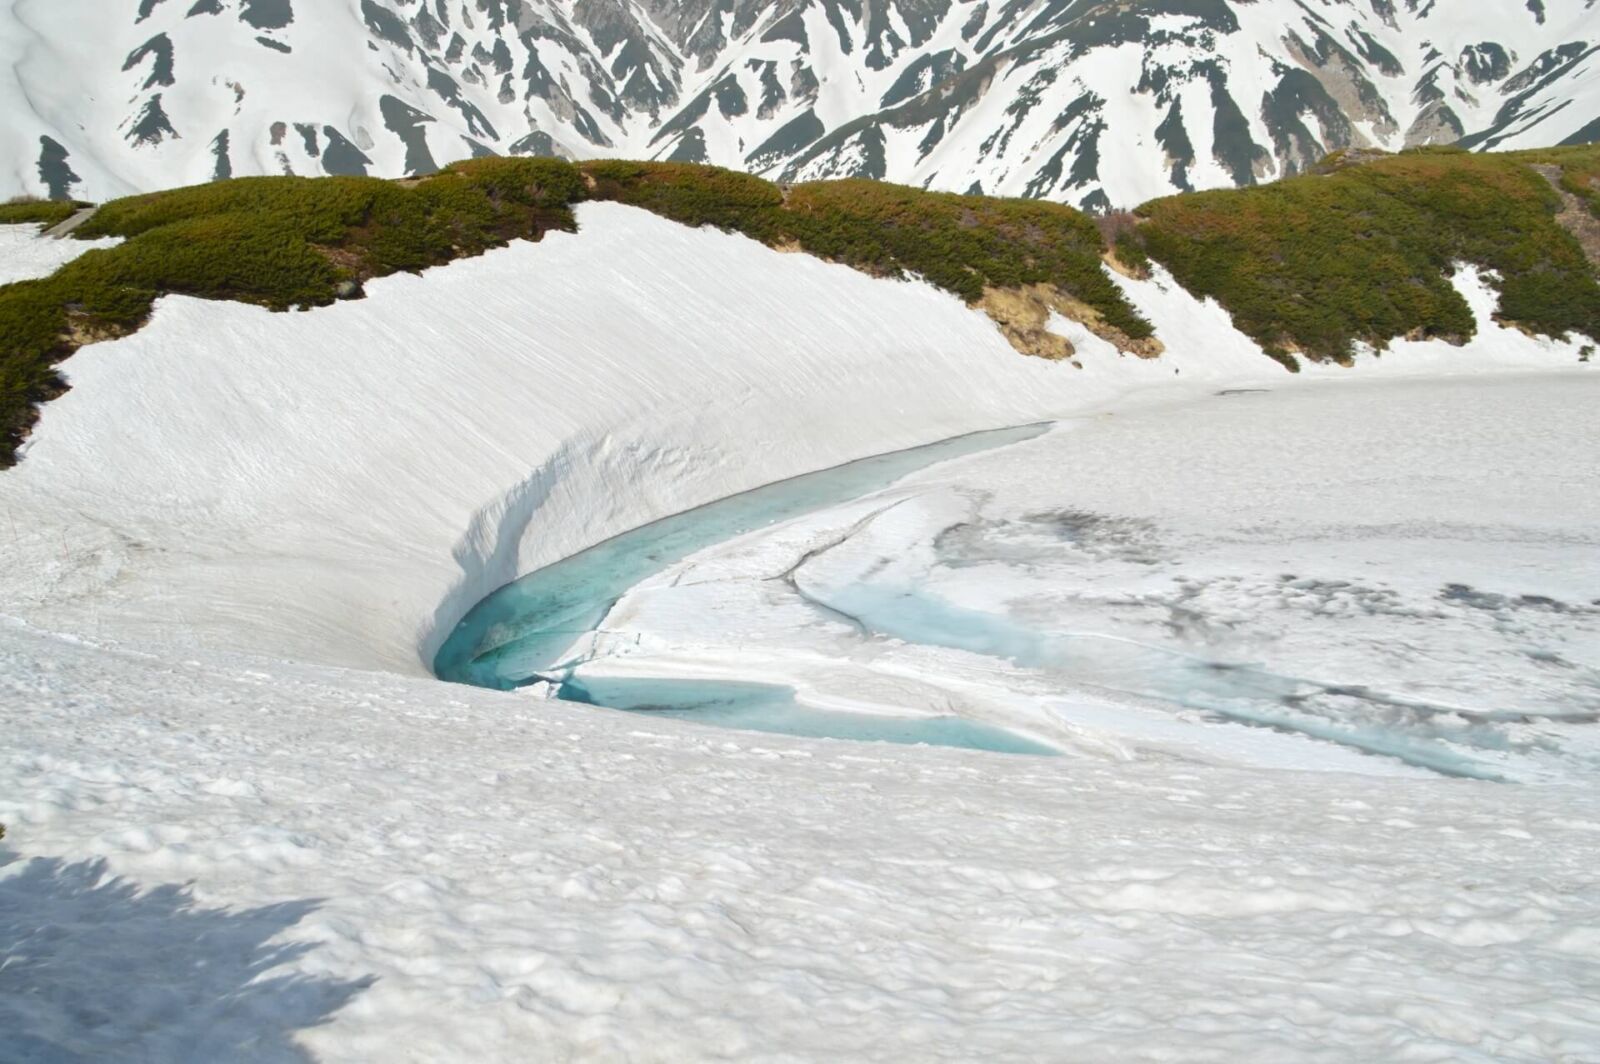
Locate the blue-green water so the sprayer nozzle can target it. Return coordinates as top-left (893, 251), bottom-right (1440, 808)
top-left (557, 675), bottom-right (1058, 755)
top-left (433, 422), bottom-right (1057, 755)
top-left (434, 423), bottom-right (1049, 689)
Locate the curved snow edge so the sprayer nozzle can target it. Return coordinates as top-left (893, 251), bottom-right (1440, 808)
top-left (0, 204), bottom-right (1589, 677)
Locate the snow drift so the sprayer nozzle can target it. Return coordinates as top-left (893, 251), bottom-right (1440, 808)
top-left (1, 205), bottom-right (1597, 1062)
top-left (0, 202), bottom-right (1587, 676)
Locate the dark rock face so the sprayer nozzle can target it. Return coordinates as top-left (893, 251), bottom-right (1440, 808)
top-left (380, 95), bottom-right (441, 176)
top-left (321, 128), bottom-right (373, 176)
top-left (238, 0), bottom-right (293, 30)
top-left (127, 94), bottom-right (179, 147)
top-left (123, 33), bottom-right (176, 89)
top-left (37, 137), bottom-right (81, 201)
top-left (210, 128), bottom-right (232, 179)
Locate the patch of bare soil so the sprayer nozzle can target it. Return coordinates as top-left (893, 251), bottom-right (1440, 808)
top-left (64, 310), bottom-right (133, 348)
top-left (979, 283), bottom-right (1164, 362)
top-left (1532, 164), bottom-right (1600, 269)
top-left (1100, 248), bottom-right (1147, 280)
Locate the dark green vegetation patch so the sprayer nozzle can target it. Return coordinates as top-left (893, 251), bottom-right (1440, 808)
top-left (0, 159), bottom-right (583, 464)
top-left (586, 161), bottom-right (1151, 342)
top-left (1127, 145), bottom-right (1600, 363)
top-left (0, 159), bottom-right (1149, 466)
top-left (0, 199), bottom-right (81, 227)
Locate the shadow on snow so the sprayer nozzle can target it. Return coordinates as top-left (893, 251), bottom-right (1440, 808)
top-left (0, 849), bottom-right (374, 1062)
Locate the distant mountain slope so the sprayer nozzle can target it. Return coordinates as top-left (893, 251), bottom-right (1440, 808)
top-left (1, 0), bottom-right (1599, 207)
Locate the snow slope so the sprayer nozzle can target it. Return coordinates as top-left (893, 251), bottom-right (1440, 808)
top-left (5, 615), bottom-right (1600, 1062)
top-left (3, 0), bottom-right (1597, 208)
top-left (1, 205), bottom-right (1584, 677)
top-left (0, 223), bottom-right (119, 285)
top-left (2, 206), bottom-right (1598, 1060)
top-left (0, 200), bottom-right (1092, 674)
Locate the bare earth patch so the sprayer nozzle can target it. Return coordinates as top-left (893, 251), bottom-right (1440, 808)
top-left (980, 283), bottom-right (1165, 361)
top-left (1533, 164), bottom-right (1600, 269)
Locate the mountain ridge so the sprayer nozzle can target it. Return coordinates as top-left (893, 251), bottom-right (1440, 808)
top-left (3, 0), bottom-right (1598, 207)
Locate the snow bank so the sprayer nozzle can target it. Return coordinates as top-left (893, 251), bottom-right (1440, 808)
top-left (0, 203), bottom-right (1065, 672)
top-left (0, 204), bottom-right (1585, 678)
top-left (0, 223), bottom-right (119, 284)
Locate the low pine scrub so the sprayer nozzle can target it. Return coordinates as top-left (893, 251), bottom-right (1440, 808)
top-left (0, 198), bottom-right (81, 227)
top-left (0, 158), bottom-right (583, 463)
top-left (1515, 145), bottom-right (1600, 213)
top-left (1126, 145), bottom-right (1600, 362)
top-left (0, 159), bottom-right (1151, 464)
top-left (583, 161), bottom-right (1152, 341)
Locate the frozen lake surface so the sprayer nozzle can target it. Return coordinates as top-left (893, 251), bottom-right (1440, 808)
top-left (446, 373), bottom-right (1600, 781)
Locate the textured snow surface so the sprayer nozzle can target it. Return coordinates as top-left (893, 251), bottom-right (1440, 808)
top-left (2, 204), bottom-right (1598, 1060)
top-left (0, 223), bottom-right (119, 284)
top-left (583, 374), bottom-right (1600, 784)
top-left (4, 621), bottom-right (1600, 1062)
top-left (0, 202), bottom-right (1096, 674)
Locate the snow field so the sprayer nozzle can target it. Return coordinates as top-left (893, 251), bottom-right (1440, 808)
top-left (583, 373), bottom-right (1599, 783)
top-left (4, 617), bottom-right (1600, 1062)
top-left (0, 222), bottom-right (120, 285)
top-left (0, 205), bottom-right (1596, 1060)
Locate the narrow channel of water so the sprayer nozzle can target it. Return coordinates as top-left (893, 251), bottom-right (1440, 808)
top-left (436, 423), bottom-right (1048, 689)
top-left (434, 422), bottom-right (1055, 752)
top-left (557, 675), bottom-right (1059, 755)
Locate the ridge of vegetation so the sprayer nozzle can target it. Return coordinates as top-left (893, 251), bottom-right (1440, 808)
top-left (1515, 146), bottom-right (1600, 215)
top-left (0, 159), bottom-right (1151, 466)
top-left (0, 159), bottom-right (583, 465)
top-left (1124, 144), bottom-right (1600, 366)
top-left (581, 162), bottom-right (1155, 351)
top-left (0, 197), bottom-right (83, 227)
top-left (2, 148), bottom-right (1596, 466)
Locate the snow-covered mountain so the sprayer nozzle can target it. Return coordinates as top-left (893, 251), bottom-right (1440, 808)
top-left (3, 0), bottom-right (1598, 207)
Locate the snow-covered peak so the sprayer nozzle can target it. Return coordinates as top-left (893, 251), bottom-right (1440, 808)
top-left (1, 0), bottom-right (1597, 207)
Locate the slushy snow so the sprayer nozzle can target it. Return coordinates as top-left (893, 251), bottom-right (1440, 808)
top-left (583, 375), bottom-right (1600, 784)
top-left (2, 206), bottom-right (1598, 1061)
